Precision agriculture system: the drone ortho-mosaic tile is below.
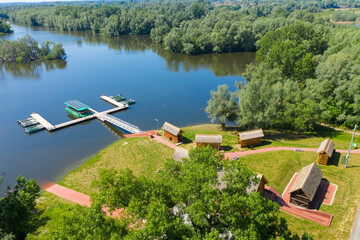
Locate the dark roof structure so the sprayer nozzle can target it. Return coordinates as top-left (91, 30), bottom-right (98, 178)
top-left (289, 163), bottom-right (323, 201)
top-left (162, 122), bottom-right (183, 136)
top-left (317, 139), bottom-right (335, 157)
top-left (172, 147), bottom-right (189, 162)
top-left (65, 100), bottom-right (90, 111)
top-left (237, 129), bottom-right (264, 140)
top-left (195, 134), bottom-right (222, 143)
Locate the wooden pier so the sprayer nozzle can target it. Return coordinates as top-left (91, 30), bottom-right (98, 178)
top-left (26, 96), bottom-right (141, 134)
top-left (100, 96), bottom-right (128, 108)
top-left (31, 113), bottom-right (54, 131)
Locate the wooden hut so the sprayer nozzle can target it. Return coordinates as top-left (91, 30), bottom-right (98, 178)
top-left (216, 170), bottom-right (268, 194)
top-left (172, 147), bottom-right (189, 162)
top-left (237, 129), bottom-right (264, 148)
top-left (162, 122), bottom-right (184, 143)
top-left (195, 134), bottom-right (222, 150)
top-left (317, 139), bottom-right (335, 165)
top-left (289, 163), bottom-right (323, 208)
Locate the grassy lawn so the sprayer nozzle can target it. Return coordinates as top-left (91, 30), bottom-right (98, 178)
top-left (179, 124), bottom-right (358, 152)
top-left (58, 137), bottom-right (174, 194)
top-left (239, 150), bottom-right (360, 240)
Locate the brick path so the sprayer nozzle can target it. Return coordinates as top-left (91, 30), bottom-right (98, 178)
top-left (44, 183), bottom-right (125, 220)
top-left (224, 147), bottom-right (360, 160)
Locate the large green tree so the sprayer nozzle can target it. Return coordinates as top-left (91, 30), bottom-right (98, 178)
top-left (205, 84), bottom-right (237, 129)
top-left (0, 175), bottom-right (40, 239)
top-left (88, 146), bottom-right (311, 239)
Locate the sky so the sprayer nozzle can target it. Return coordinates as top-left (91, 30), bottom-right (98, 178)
top-left (0, 0), bottom-right (82, 3)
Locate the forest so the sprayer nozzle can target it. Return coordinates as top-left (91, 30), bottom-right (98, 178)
top-left (1, 0), bottom-right (359, 128)
top-left (0, 35), bottom-right (66, 62)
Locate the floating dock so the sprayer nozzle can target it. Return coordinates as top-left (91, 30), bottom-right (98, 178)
top-left (20, 95), bottom-right (141, 134)
top-left (101, 95), bottom-right (128, 108)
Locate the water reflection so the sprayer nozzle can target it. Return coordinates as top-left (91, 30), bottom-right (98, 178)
top-left (32, 28), bottom-right (256, 77)
top-left (0, 60), bottom-right (67, 80)
top-left (82, 34), bottom-right (257, 76)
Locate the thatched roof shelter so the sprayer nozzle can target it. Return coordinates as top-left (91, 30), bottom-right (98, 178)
top-left (162, 122), bottom-right (183, 136)
top-left (195, 134), bottom-right (222, 143)
top-left (172, 147), bottom-right (189, 162)
top-left (289, 163), bottom-right (323, 202)
top-left (237, 129), bottom-right (264, 141)
top-left (317, 139), bottom-right (335, 157)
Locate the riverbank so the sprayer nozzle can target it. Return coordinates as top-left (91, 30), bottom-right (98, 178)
top-left (32, 123), bottom-right (360, 239)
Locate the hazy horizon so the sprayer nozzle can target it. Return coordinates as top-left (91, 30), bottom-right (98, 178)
top-left (0, 0), bottom-right (82, 3)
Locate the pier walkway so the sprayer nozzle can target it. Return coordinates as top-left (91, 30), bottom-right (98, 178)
top-left (96, 112), bottom-right (142, 134)
top-left (31, 113), bottom-right (54, 130)
top-left (101, 95), bottom-right (128, 108)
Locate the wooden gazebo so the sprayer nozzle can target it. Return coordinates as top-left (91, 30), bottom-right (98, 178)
top-left (162, 122), bottom-right (184, 143)
top-left (216, 170), bottom-right (268, 194)
top-left (237, 129), bottom-right (264, 148)
top-left (317, 139), bottom-right (335, 165)
top-left (289, 163), bottom-right (323, 208)
top-left (195, 134), bottom-right (222, 150)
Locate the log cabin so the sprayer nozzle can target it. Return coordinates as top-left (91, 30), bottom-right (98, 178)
top-left (237, 129), bottom-right (264, 148)
top-left (162, 122), bottom-right (184, 143)
top-left (195, 134), bottom-right (222, 150)
top-left (289, 163), bottom-right (323, 208)
top-left (317, 139), bottom-right (335, 165)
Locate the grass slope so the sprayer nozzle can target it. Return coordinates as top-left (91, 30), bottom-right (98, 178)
top-left (58, 137), bottom-right (174, 194)
top-left (240, 150), bottom-right (360, 240)
top-left (180, 124), bottom-right (357, 151)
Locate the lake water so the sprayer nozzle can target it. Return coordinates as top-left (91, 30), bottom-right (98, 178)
top-left (0, 24), bottom-right (255, 192)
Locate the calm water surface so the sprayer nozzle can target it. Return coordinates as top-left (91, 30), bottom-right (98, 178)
top-left (0, 24), bottom-right (255, 192)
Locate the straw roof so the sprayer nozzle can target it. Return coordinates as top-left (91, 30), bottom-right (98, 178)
top-left (195, 134), bottom-right (222, 144)
top-left (216, 171), bottom-right (267, 194)
top-left (172, 147), bottom-right (189, 162)
top-left (237, 129), bottom-right (264, 141)
top-left (317, 139), bottom-right (335, 157)
top-left (162, 122), bottom-right (182, 136)
top-left (289, 163), bottom-right (323, 201)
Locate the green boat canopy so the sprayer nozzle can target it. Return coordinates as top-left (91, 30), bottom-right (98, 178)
top-left (65, 100), bottom-right (90, 111)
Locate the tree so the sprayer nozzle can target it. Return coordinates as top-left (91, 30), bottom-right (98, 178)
top-left (89, 146), bottom-right (311, 239)
top-left (205, 84), bottom-right (237, 129)
top-left (0, 175), bottom-right (40, 239)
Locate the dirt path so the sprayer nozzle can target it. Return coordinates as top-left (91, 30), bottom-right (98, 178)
top-left (320, 123), bottom-right (360, 136)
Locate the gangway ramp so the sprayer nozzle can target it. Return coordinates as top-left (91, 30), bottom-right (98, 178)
top-left (96, 112), bottom-right (142, 134)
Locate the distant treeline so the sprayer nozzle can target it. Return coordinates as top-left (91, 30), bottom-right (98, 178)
top-left (0, 0), bottom-right (354, 54)
top-left (332, 10), bottom-right (359, 21)
top-left (0, 35), bottom-right (66, 62)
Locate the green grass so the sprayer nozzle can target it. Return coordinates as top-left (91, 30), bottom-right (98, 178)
top-left (180, 124), bottom-right (358, 152)
top-left (239, 150), bottom-right (360, 240)
top-left (58, 137), bottom-right (174, 195)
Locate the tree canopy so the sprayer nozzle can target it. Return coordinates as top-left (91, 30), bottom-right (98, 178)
top-left (0, 175), bottom-right (40, 239)
top-left (0, 35), bottom-right (66, 63)
top-left (38, 147), bottom-right (312, 239)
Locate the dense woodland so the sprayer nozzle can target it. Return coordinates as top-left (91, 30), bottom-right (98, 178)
top-left (0, 19), bottom-right (12, 34)
top-left (0, 35), bottom-right (66, 62)
top-left (0, 1), bottom-right (359, 127)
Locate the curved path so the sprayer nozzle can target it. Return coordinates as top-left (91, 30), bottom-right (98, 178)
top-left (224, 147), bottom-right (360, 160)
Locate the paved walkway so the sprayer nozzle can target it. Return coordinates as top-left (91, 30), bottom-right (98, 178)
top-left (44, 183), bottom-right (124, 220)
top-left (224, 147), bottom-right (360, 160)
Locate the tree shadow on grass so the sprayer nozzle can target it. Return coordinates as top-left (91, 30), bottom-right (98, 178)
top-left (264, 124), bottom-right (344, 142)
top-left (182, 136), bottom-right (193, 144)
top-left (222, 145), bottom-right (233, 151)
top-left (327, 152), bottom-right (341, 166)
